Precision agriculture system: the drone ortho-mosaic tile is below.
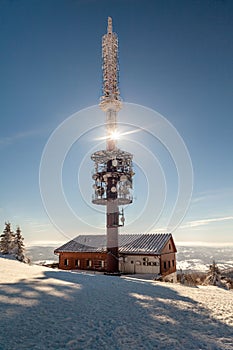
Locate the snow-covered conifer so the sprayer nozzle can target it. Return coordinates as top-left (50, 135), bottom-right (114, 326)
top-left (13, 226), bottom-right (27, 262)
top-left (0, 222), bottom-right (15, 254)
top-left (204, 260), bottom-right (221, 286)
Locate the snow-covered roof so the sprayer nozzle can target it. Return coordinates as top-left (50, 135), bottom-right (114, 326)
top-left (54, 233), bottom-right (175, 255)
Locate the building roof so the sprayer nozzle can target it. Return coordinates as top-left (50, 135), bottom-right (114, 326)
top-left (54, 233), bottom-right (176, 255)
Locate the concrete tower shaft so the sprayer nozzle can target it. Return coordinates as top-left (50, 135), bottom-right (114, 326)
top-left (102, 17), bottom-right (120, 273)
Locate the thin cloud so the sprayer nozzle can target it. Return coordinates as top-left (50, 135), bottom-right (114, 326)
top-left (22, 218), bottom-right (53, 233)
top-left (191, 188), bottom-right (233, 204)
top-left (30, 223), bottom-right (51, 229)
top-left (0, 128), bottom-right (48, 148)
top-left (180, 216), bottom-right (233, 229)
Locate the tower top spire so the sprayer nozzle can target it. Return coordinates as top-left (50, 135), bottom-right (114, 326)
top-left (99, 17), bottom-right (122, 112)
top-left (107, 17), bottom-right (112, 34)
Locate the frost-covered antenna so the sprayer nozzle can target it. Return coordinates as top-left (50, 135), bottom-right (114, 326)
top-left (100, 16), bottom-right (121, 112)
top-left (91, 18), bottom-right (134, 273)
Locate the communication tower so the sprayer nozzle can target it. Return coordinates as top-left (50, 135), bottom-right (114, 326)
top-left (91, 18), bottom-right (134, 273)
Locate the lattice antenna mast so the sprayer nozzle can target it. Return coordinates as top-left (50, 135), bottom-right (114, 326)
top-left (100, 17), bottom-right (122, 151)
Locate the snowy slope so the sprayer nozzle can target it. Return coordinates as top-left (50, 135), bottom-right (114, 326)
top-left (0, 257), bottom-right (233, 350)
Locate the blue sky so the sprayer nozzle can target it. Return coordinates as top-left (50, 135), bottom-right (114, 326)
top-left (0, 0), bottom-right (232, 245)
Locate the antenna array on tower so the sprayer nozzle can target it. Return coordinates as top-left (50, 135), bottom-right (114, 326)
top-left (100, 17), bottom-right (121, 112)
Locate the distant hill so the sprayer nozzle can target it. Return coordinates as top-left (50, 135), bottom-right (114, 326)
top-left (176, 245), bottom-right (233, 272)
top-left (26, 245), bottom-right (59, 263)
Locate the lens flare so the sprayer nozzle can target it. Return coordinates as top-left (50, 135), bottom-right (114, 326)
top-left (109, 131), bottom-right (120, 140)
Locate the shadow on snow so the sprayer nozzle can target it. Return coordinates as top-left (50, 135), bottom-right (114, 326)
top-left (0, 269), bottom-right (232, 350)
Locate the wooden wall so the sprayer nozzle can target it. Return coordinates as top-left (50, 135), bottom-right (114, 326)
top-left (58, 252), bottom-right (107, 271)
top-left (160, 238), bottom-right (177, 276)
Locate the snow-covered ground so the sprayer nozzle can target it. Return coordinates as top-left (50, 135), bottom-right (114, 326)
top-left (0, 257), bottom-right (233, 350)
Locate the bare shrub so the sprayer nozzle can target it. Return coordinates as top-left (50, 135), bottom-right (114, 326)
top-left (178, 270), bottom-right (206, 286)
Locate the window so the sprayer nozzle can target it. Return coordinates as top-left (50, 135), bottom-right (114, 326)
top-left (75, 259), bottom-right (80, 268)
top-left (131, 260), bottom-right (134, 264)
top-left (168, 261), bottom-right (171, 268)
top-left (86, 259), bottom-right (92, 268)
top-left (64, 258), bottom-right (69, 266)
top-left (93, 260), bottom-right (105, 269)
top-left (164, 261), bottom-right (166, 269)
top-left (169, 244), bottom-right (171, 250)
top-left (172, 260), bottom-right (175, 267)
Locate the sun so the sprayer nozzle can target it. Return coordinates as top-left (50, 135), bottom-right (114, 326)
top-left (109, 130), bottom-right (121, 140)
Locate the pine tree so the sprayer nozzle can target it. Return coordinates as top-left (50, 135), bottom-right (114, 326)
top-left (13, 226), bottom-right (26, 262)
top-left (204, 260), bottom-right (221, 286)
top-left (210, 260), bottom-right (221, 285)
top-left (0, 222), bottom-right (14, 254)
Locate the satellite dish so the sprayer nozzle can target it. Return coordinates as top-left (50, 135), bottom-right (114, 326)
top-left (96, 186), bottom-right (104, 196)
top-left (112, 159), bottom-right (118, 167)
top-left (111, 186), bottom-right (117, 193)
top-left (120, 175), bottom-right (127, 181)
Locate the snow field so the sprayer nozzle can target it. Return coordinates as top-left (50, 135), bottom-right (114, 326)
top-left (0, 257), bottom-right (233, 350)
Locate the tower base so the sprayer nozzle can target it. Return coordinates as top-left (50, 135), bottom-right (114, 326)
top-left (106, 247), bottom-right (119, 273)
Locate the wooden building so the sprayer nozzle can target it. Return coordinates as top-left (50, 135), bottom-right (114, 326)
top-left (54, 233), bottom-right (177, 281)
